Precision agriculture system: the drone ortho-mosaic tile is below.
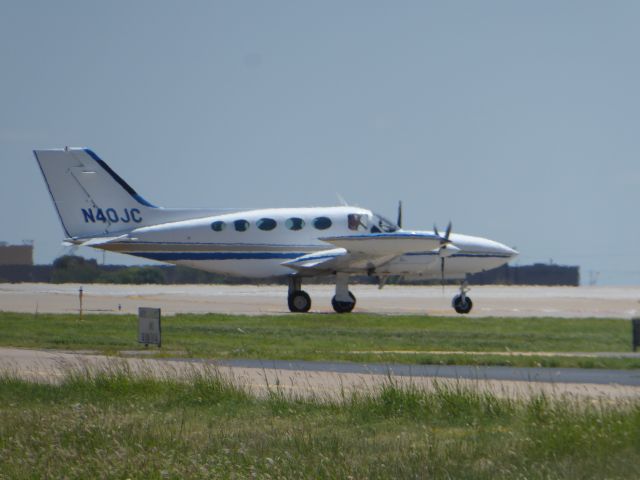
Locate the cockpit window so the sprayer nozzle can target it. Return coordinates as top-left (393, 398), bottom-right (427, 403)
top-left (234, 219), bottom-right (250, 232)
top-left (257, 218), bottom-right (277, 231)
top-left (285, 217), bottom-right (305, 231)
top-left (313, 217), bottom-right (332, 230)
top-left (370, 213), bottom-right (398, 233)
top-left (348, 213), bottom-right (368, 231)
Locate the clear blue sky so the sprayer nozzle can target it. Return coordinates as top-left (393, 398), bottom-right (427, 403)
top-left (1, 1), bottom-right (639, 285)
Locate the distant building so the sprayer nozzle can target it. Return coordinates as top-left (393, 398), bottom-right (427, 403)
top-left (0, 242), bottom-right (33, 266)
top-left (468, 263), bottom-right (579, 286)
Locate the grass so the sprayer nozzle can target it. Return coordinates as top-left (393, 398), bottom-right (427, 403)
top-left (0, 367), bottom-right (639, 478)
top-left (0, 311), bottom-right (636, 368)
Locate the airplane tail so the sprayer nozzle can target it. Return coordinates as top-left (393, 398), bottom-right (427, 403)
top-left (34, 147), bottom-right (220, 240)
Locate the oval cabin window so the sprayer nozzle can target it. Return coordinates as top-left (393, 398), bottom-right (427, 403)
top-left (313, 217), bottom-right (332, 230)
top-left (257, 218), bottom-right (277, 231)
top-left (211, 221), bottom-right (226, 232)
top-left (285, 217), bottom-right (305, 231)
top-left (234, 219), bottom-right (250, 232)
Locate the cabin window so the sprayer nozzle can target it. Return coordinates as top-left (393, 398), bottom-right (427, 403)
top-left (210, 221), bottom-right (226, 232)
top-left (348, 213), bottom-right (368, 231)
top-left (285, 217), bottom-right (305, 231)
top-left (257, 218), bottom-right (277, 231)
top-left (313, 216), bottom-right (332, 230)
top-left (234, 219), bottom-right (250, 232)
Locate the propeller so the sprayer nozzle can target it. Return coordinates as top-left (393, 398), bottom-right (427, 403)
top-left (433, 222), bottom-right (459, 290)
top-left (433, 221), bottom-right (452, 243)
top-left (396, 201), bottom-right (403, 229)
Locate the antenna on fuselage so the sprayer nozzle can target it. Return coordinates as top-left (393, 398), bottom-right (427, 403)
top-left (336, 193), bottom-right (349, 206)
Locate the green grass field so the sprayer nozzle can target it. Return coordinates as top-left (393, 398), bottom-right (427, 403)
top-left (2, 312), bottom-right (640, 477)
top-left (0, 311), bottom-right (636, 368)
top-left (0, 367), bottom-right (639, 479)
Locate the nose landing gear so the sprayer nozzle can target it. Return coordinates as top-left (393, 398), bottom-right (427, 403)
top-left (452, 281), bottom-right (473, 314)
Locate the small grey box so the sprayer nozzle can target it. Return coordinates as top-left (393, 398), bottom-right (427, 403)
top-left (633, 318), bottom-right (640, 352)
top-left (138, 307), bottom-right (161, 347)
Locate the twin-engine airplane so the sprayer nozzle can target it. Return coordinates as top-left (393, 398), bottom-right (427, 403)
top-left (34, 148), bottom-right (518, 314)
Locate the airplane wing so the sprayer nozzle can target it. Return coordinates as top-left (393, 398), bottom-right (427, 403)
top-left (283, 232), bottom-right (442, 274)
top-left (282, 248), bottom-right (398, 274)
top-left (320, 232), bottom-right (442, 255)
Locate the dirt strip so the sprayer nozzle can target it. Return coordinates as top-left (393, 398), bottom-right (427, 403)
top-left (1, 347), bottom-right (639, 401)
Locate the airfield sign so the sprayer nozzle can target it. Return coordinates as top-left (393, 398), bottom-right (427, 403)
top-left (138, 307), bottom-right (161, 347)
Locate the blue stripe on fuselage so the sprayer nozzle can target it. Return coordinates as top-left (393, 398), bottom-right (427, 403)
top-left (132, 252), bottom-right (306, 261)
top-left (405, 252), bottom-right (512, 258)
top-left (129, 251), bottom-right (511, 262)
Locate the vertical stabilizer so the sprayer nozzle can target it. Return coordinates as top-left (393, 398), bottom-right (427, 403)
top-left (34, 148), bottom-right (220, 239)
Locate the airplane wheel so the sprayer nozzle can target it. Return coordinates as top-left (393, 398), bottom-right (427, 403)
top-left (332, 292), bottom-right (356, 313)
top-left (452, 294), bottom-right (473, 314)
top-left (288, 290), bottom-right (311, 313)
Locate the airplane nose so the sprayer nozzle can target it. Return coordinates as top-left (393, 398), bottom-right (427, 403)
top-left (448, 234), bottom-right (518, 260)
top-left (499, 243), bottom-right (519, 259)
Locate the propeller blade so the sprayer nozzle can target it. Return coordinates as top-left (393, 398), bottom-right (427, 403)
top-left (444, 221), bottom-right (452, 241)
top-left (434, 222), bottom-right (452, 244)
top-left (434, 222), bottom-right (454, 292)
top-left (397, 201), bottom-right (403, 229)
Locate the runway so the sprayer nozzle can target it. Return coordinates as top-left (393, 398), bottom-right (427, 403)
top-left (2, 347), bottom-right (640, 400)
top-left (1, 283), bottom-right (639, 318)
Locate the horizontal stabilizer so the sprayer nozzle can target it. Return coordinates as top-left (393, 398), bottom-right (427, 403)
top-left (75, 234), bottom-right (131, 247)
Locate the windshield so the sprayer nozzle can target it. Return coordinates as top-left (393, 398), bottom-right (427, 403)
top-left (370, 213), bottom-right (398, 233)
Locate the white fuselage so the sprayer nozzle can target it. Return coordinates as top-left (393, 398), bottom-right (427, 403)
top-left (101, 206), bottom-right (516, 279)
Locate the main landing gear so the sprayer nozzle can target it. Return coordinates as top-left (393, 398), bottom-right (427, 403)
top-left (452, 281), bottom-right (473, 314)
top-left (331, 273), bottom-right (356, 313)
top-left (287, 274), bottom-right (357, 314)
top-left (288, 276), bottom-right (311, 313)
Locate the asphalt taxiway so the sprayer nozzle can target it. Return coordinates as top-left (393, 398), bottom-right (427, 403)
top-left (1, 347), bottom-right (640, 400)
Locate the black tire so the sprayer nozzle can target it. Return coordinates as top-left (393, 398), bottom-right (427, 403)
top-left (452, 294), bottom-right (473, 314)
top-left (331, 291), bottom-right (356, 313)
top-left (288, 290), bottom-right (311, 313)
